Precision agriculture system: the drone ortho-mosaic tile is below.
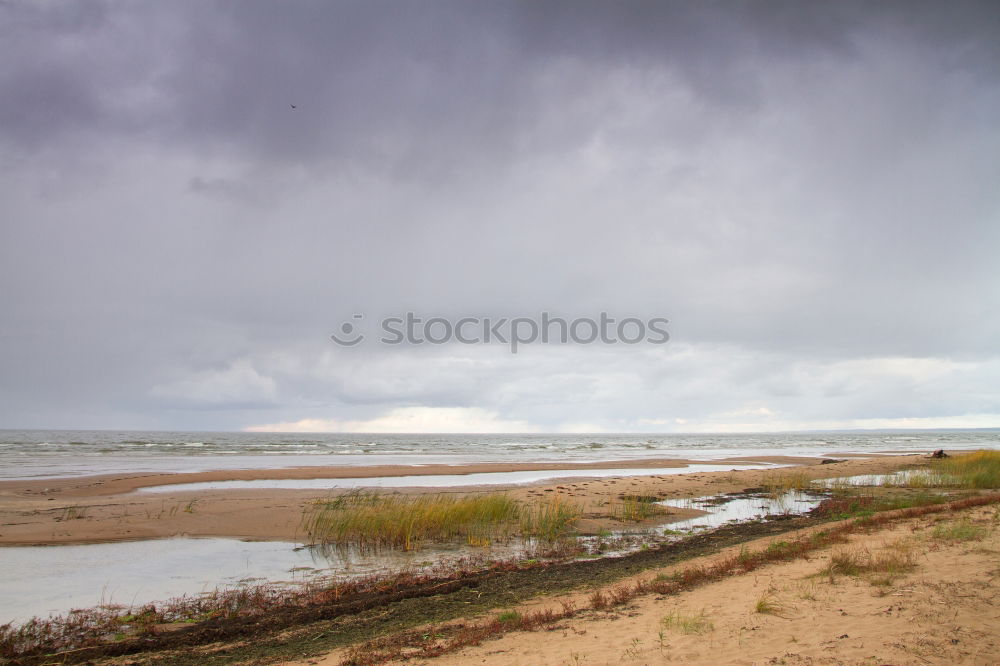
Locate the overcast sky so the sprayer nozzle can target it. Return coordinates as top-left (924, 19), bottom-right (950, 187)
top-left (1, 1), bottom-right (998, 433)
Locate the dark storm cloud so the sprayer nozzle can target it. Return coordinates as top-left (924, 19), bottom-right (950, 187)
top-left (4, 1), bottom-right (995, 171)
top-left (1, 1), bottom-right (999, 430)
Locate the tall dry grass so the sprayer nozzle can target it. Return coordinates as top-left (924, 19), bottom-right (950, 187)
top-left (762, 471), bottom-right (809, 497)
top-left (519, 495), bottom-right (582, 541)
top-left (304, 491), bottom-right (520, 551)
top-left (935, 450), bottom-right (1000, 489)
top-left (304, 491), bottom-right (582, 551)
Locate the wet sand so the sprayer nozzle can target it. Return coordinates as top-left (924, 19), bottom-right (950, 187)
top-left (0, 453), bottom-right (933, 545)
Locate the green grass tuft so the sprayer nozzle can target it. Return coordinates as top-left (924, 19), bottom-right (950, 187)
top-left (754, 592), bottom-right (786, 615)
top-left (931, 519), bottom-right (986, 542)
top-left (496, 610), bottom-right (522, 625)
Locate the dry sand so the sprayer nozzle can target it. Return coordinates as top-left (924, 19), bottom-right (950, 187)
top-left (0, 453), bottom-right (932, 545)
top-left (296, 503), bottom-right (1000, 666)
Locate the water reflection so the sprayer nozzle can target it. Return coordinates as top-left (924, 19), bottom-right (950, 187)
top-left (811, 468), bottom-right (943, 487)
top-left (658, 490), bottom-right (825, 532)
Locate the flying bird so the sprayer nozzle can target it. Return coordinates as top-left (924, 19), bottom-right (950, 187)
top-left (290, 104), bottom-right (297, 109)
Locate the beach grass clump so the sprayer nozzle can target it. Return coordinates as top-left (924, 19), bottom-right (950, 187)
top-left (754, 592), bottom-right (786, 615)
top-left (305, 491), bottom-right (582, 551)
top-left (822, 542), bottom-right (917, 585)
top-left (660, 609), bottom-right (713, 634)
top-left (519, 495), bottom-right (582, 542)
top-left (762, 471), bottom-right (809, 497)
top-left (304, 490), bottom-right (520, 551)
top-left (934, 450), bottom-right (1000, 489)
top-left (825, 549), bottom-right (865, 577)
top-left (610, 495), bottom-right (666, 522)
top-left (495, 610), bottom-right (522, 625)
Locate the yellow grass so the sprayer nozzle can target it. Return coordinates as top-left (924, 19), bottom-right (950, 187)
top-left (762, 471), bottom-right (809, 496)
top-left (304, 491), bottom-right (520, 551)
top-left (304, 491), bottom-right (582, 551)
top-left (934, 450), bottom-right (1000, 489)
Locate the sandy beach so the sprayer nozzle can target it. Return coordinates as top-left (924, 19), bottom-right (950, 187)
top-left (3, 449), bottom-right (999, 666)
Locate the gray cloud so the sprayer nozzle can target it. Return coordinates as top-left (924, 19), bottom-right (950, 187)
top-left (1, 1), bottom-right (998, 430)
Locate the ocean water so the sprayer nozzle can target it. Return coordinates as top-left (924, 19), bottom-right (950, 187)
top-left (1, 429), bottom-right (997, 480)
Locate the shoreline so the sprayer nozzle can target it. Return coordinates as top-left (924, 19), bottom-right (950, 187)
top-left (0, 452), bottom-right (935, 546)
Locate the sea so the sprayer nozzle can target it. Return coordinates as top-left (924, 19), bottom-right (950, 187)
top-left (2, 429), bottom-right (998, 481)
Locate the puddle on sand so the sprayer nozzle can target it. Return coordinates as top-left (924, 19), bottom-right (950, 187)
top-left (658, 490), bottom-right (826, 532)
top-left (138, 463), bottom-right (785, 493)
top-left (571, 489), bottom-right (828, 558)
